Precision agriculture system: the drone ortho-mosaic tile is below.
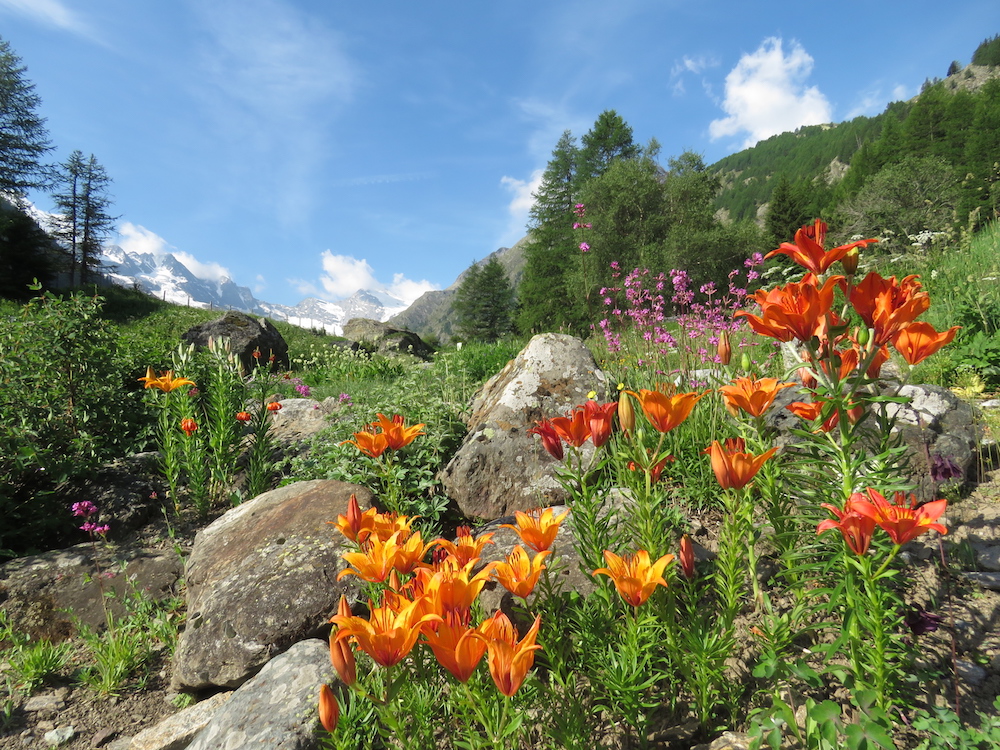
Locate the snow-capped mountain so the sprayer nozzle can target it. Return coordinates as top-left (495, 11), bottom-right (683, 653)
top-left (98, 245), bottom-right (407, 335)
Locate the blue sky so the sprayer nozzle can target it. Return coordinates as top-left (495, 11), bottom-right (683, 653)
top-left (3, 0), bottom-right (998, 308)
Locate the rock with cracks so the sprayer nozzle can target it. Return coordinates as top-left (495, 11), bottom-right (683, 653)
top-left (170, 480), bottom-right (372, 691)
top-left (440, 333), bottom-right (607, 519)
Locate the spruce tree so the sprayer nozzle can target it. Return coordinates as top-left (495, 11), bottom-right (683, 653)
top-left (51, 150), bottom-right (117, 286)
top-left (0, 201), bottom-right (56, 299)
top-left (453, 256), bottom-right (514, 343)
top-left (0, 36), bottom-right (52, 199)
top-left (766, 174), bottom-right (807, 244)
top-left (577, 110), bottom-right (640, 182)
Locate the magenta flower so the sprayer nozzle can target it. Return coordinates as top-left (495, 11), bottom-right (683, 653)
top-left (72, 501), bottom-right (98, 517)
top-left (580, 242), bottom-right (590, 252)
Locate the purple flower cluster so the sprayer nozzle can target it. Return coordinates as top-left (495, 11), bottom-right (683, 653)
top-left (573, 204), bottom-right (591, 253)
top-left (72, 501), bottom-right (110, 536)
top-left (338, 393), bottom-right (352, 405)
top-left (597, 253), bottom-right (775, 373)
top-left (286, 377), bottom-right (311, 397)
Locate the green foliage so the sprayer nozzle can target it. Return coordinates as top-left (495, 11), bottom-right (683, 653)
top-left (972, 34), bottom-right (1000, 67)
top-left (836, 155), bottom-right (960, 239)
top-left (0, 288), bottom-right (149, 557)
top-left (0, 36), bottom-right (52, 198)
top-left (765, 173), bottom-right (810, 244)
top-left (0, 611), bottom-right (71, 694)
top-left (0, 204), bottom-right (58, 300)
top-left (452, 256), bottom-right (515, 343)
top-left (911, 697), bottom-right (1000, 749)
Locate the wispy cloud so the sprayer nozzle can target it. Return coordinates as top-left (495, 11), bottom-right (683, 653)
top-left (499, 169), bottom-right (542, 242)
top-left (0, 0), bottom-right (93, 36)
top-left (670, 54), bottom-right (720, 96)
top-left (709, 37), bottom-right (832, 149)
top-left (292, 251), bottom-right (438, 306)
top-left (189, 0), bottom-right (359, 225)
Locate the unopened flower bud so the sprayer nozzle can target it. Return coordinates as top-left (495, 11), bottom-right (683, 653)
top-left (740, 353), bottom-right (752, 372)
top-left (856, 326), bottom-right (870, 347)
top-left (318, 684), bottom-right (339, 732)
top-left (841, 246), bottom-right (860, 276)
top-left (717, 331), bottom-right (732, 366)
top-left (617, 393), bottom-right (635, 437)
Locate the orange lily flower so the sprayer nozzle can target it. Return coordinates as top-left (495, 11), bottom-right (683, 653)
top-left (736, 274), bottom-right (845, 343)
top-left (369, 511), bottom-right (416, 545)
top-left (704, 438), bottom-right (778, 490)
top-left (549, 407), bottom-right (591, 447)
top-left (593, 549), bottom-right (674, 608)
top-left (139, 368), bottom-right (196, 392)
top-left (583, 400), bottom-right (618, 447)
top-left (340, 429), bottom-right (389, 458)
top-left (718, 376), bottom-right (795, 418)
top-left (432, 526), bottom-right (495, 567)
top-left (328, 596), bottom-right (357, 686)
top-left (338, 531), bottom-right (406, 583)
top-left (850, 272), bottom-right (930, 346)
top-left (892, 322), bottom-right (960, 365)
top-left (393, 530), bottom-right (435, 575)
top-left (331, 494), bottom-right (376, 544)
top-left (180, 418), bottom-right (198, 436)
top-left (479, 612), bottom-right (543, 696)
top-left (422, 558), bottom-right (495, 621)
top-left (786, 399), bottom-right (862, 433)
top-left (628, 389), bottom-right (708, 434)
top-left (849, 488), bottom-right (948, 545)
top-left (318, 684), bottom-right (339, 732)
top-left (422, 615), bottom-right (489, 683)
top-left (501, 507), bottom-right (568, 553)
top-left (528, 418), bottom-right (564, 460)
top-left (492, 545), bottom-right (550, 599)
top-left (331, 598), bottom-right (441, 668)
top-left (373, 413), bottom-right (426, 450)
top-left (765, 219), bottom-right (876, 275)
top-left (817, 498), bottom-right (878, 556)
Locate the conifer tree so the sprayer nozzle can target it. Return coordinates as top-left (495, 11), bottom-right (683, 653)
top-left (453, 256), bottom-right (515, 343)
top-left (0, 202), bottom-right (55, 299)
top-left (51, 150), bottom-right (117, 286)
top-left (0, 36), bottom-right (52, 200)
top-left (766, 174), bottom-right (807, 244)
top-left (577, 110), bottom-right (640, 182)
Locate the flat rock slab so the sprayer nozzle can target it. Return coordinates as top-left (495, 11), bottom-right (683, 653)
top-left (129, 691), bottom-right (231, 750)
top-left (186, 639), bottom-right (333, 750)
top-left (0, 544), bottom-right (183, 640)
top-left (171, 480), bottom-right (371, 691)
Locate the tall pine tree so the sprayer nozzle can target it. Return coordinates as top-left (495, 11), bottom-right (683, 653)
top-left (51, 151), bottom-right (117, 286)
top-left (0, 36), bottom-right (51, 200)
top-left (453, 256), bottom-right (515, 343)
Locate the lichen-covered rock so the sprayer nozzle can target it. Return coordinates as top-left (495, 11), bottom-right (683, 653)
top-left (186, 639), bottom-right (333, 750)
top-left (440, 334), bottom-right (607, 519)
top-left (181, 311), bottom-right (290, 373)
top-left (341, 318), bottom-right (434, 360)
top-left (129, 691), bottom-right (231, 750)
top-left (170, 481), bottom-right (373, 691)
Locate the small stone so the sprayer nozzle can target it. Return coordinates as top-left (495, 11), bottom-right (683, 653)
top-left (956, 659), bottom-right (988, 686)
top-left (22, 694), bottom-right (65, 713)
top-left (90, 727), bottom-right (118, 747)
top-left (979, 399), bottom-right (1000, 409)
top-left (42, 726), bottom-right (75, 746)
top-left (973, 544), bottom-right (1000, 572)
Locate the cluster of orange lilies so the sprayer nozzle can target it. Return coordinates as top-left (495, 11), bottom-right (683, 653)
top-left (341, 412), bottom-right (426, 458)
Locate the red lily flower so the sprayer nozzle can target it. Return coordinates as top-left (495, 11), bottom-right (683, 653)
top-left (528, 418), bottom-right (564, 460)
top-left (849, 488), bottom-right (948, 545)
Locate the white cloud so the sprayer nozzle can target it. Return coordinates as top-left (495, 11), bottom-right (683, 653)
top-left (501, 170), bottom-right (543, 220)
top-left (386, 274), bottom-right (438, 307)
top-left (892, 84), bottom-right (910, 101)
top-left (116, 222), bottom-right (172, 256)
top-left (116, 222), bottom-right (232, 283)
top-left (175, 253), bottom-right (231, 283)
top-left (670, 54), bottom-right (719, 96)
top-left (709, 38), bottom-right (832, 149)
top-left (0, 0), bottom-right (91, 35)
top-left (305, 251), bottom-right (439, 306)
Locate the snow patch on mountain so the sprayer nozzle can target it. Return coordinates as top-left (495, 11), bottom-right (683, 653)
top-left (99, 245), bottom-right (407, 335)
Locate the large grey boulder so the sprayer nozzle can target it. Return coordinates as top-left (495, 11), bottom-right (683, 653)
top-left (341, 318), bottom-right (434, 360)
top-left (186, 639), bottom-right (333, 750)
top-left (440, 334), bottom-right (607, 519)
top-left (181, 311), bottom-right (290, 373)
top-left (878, 384), bottom-right (982, 500)
top-left (170, 480), bottom-right (373, 691)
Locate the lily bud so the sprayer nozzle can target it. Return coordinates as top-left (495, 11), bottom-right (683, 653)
top-left (318, 684), bottom-right (339, 733)
top-left (679, 534), bottom-right (696, 580)
top-left (856, 326), bottom-right (870, 347)
top-left (717, 330), bottom-right (732, 366)
top-left (740, 353), bottom-right (752, 372)
top-left (617, 393), bottom-right (636, 436)
top-left (841, 246), bottom-right (860, 276)
top-left (798, 367), bottom-right (818, 390)
top-left (329, 597), bottom-right (357, 686)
